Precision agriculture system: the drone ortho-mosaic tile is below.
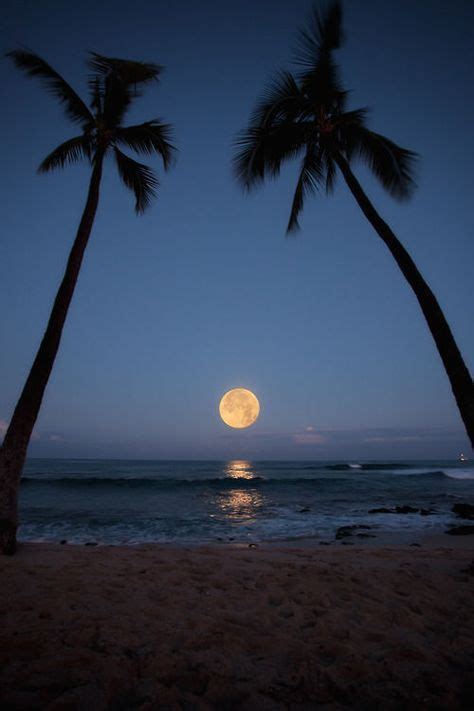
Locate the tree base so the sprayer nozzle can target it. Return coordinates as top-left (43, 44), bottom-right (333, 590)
top-left (0, 519), bottom-right (17, 555)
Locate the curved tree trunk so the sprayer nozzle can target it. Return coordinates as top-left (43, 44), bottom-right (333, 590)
top-left (333, 151), bottom-right (474, 448)
top-left (0, 155), bottom-right (104, 554)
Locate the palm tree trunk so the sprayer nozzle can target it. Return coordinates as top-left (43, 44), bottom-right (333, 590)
top-left (0, 155), bottom-right (104, 555)
top-left (333, 151), bottom-right (474, 448)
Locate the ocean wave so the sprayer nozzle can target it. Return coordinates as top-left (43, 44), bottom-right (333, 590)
top-left (262, 462), bottom-right (412, 472)
top-left (21, 475), bottom-right (269, 488)
top-left (325, 463), bottom-right (412, 471)
top-left (442, 467), bottom-right (474, 480)
top-left (21, 470), bottom-right (450, 489)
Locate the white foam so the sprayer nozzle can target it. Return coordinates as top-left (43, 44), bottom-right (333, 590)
top-left (390, 468), bottom-right (442, 476)
top-left (443, 467), bottom-right (474, 480)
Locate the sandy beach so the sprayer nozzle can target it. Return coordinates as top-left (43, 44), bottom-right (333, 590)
top-left (1, 540), bottom-right (473, 709)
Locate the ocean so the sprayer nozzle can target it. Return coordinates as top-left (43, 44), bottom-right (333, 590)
top-left (19, 459), bottom-right (474, 546)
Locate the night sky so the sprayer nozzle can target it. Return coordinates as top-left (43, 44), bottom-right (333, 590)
top-left (1, 0), bottom-right (473, 460)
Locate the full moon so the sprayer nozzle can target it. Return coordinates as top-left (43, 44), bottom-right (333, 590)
top-left (219, 388), bottom-right (260, 429)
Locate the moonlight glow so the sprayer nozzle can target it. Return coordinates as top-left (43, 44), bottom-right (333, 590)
top-left (219, 388), bottom-right (260, 429)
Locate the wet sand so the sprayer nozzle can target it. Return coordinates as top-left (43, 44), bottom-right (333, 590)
top-left (1, 540), bottom-right (474, 709)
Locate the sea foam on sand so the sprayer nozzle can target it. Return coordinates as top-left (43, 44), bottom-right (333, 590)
top-left (1, 540), bottom-right (474, 709)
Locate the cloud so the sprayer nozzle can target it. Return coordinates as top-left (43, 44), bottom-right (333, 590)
top-left (363, 435), bottom-right (423, 444)
top-left (358, 427), bottom-right (463, 445)
top-left (293, 432), bottom-right (327, 445)
top-left (292, 424), bottom-right (327, 444)
top-left (49, 434), bottom-right (65, 442)
top-left (217, 424), bottom-right (465, 454)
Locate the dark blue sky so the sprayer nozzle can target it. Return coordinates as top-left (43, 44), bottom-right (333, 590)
top-left (1, 0), bottom-right (473, 459)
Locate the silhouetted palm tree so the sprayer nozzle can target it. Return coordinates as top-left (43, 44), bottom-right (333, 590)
top-left (234, 1), bottom-right (473, 447)
top-left (0, 50), bottom-right (174, 554)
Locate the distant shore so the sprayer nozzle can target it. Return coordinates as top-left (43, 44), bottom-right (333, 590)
top-left (2, 540), bottom-right (474, 708)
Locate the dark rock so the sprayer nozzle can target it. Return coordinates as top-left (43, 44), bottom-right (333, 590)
top-left (409, 543), bottom-right (421, 547)
top-left (369, 505), bottom-right (420, 515)
top-left (60, 539), bottom-right (67, 545)
top-left (248, 543), bottom-right (258, 548)
top-left (420, 508), bottom-right (436, 516)
top-left (395, 506), bottom-right (419, 514)
top-left (445, 525), bottom-right (474, 536)
top-left (356, 533), bottom-right (376, 538)
top-left (84, 542), bottom-right (98, 546)
top-left (452, 503), bottom-right (474, 520)
top-left (335, 524), bottom-right (372, 540)
top-left (369, 507), bottom-right (392, 514)
top-left (335, 526), bottom-right (354, 540)
top-left (299, 507), bottom-right (311, 513)
top-left (319, 541), bottom-right (331, 546)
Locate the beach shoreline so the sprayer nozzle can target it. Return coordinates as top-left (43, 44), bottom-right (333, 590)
top-left (2, 540), bottom-right (474, 709)
top-left (17, 520), bottom-right (474, 550)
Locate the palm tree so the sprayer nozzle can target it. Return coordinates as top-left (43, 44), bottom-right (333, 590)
top-left (0, 50), bottom-right (174, 554)
top-left (234, 1), bottom-right (473, 447)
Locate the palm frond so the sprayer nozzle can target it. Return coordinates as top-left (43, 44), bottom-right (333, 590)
top-left (250, 71), bottom-right (307, 128)
top-left (287, 145), bottom-right (325, 233)
top-left (38, 136), bottom-right (92, 173)
top-left (336, 108), bottom-right (368, 128)
top-left (115, 120), bottom-right (175, 169)
top-left (343, 125), bottom-right (417, 200)
top-left (233, 122), bottom-right (309, 190)
top-left (102, 75), bottom-right (133, 128)
top-left (88, 53), bottom-right (163, 127)
top-left (334, 108), bottom-right (368, 157)
top-left (294, 1), bottom-right (344, 68)
top-left (89, 76), bottom-right (102, 114)
top-left (5, 49), bottom-right (93, 128)
top-left (301, 56), bottom-right (346, 110)
top-left (114, 147), bottom-right (158, 214)
top-left (88, 53), bottom-right (162, 86)
top-left (293, 2), bottom-right (345, 109)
